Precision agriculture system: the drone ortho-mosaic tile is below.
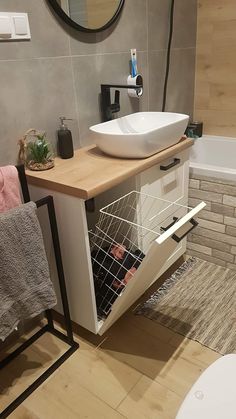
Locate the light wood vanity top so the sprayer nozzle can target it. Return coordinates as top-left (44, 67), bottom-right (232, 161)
top-left (26, 138), bottom-right (193, 200)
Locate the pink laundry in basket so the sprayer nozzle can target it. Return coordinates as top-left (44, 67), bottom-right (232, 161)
top-left (0, 166), bottom-right (22, 213)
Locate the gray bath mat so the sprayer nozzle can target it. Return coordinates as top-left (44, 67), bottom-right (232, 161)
top-left (135, 257), bottom-right (236, 355)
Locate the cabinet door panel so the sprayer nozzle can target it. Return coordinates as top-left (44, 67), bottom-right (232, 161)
top-left (98, 201), bottom-right (205, 335)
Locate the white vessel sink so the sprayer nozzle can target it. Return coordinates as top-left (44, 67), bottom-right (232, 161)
top-left (89, 112), bottom-right (189, 158)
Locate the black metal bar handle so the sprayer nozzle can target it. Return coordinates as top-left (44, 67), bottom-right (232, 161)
top-left (172, 218), bottom-right (198, 243)
top-left (16, 165), bottom-right (30, 202)
top-left (161, 216), bottom-right (178, 232)
top-left (36, 195), bottom-right (75, 344)
top-left (160, 158), bottom-right (180, 171)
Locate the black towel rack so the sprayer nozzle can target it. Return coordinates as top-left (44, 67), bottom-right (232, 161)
top-left (0, 165), bottom-right (79, 419)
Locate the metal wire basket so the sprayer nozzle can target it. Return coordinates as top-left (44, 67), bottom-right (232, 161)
top-left (90, 190), bottom-right (189, 318)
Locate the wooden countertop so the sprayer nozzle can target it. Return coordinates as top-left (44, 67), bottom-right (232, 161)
top-left (26, 138), bottom-right (193, 200)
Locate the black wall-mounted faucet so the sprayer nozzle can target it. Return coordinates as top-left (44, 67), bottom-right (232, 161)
top-left (101, 83), bottom-right (143, 122)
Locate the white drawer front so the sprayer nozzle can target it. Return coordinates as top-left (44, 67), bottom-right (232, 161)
top-left (138, 150), bottom-right (189, 207)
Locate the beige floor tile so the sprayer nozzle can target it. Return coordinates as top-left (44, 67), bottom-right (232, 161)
top-left (0, 333), bottom-right (68, 411)
top-left (118, 375), bottom-right (181, 419)
top-left (154, 355), bottom-right (204, 397)
top-left (124, 312), bottom-right (179, 345)
top-left (8, 404), bottom-right (40, 418)
top-left (63, 345), bottom-right (141, 409)
top-left (101, 316), bottom-right (177, 381)
top-left (22, 367), bottom-right (126, 419)
top-left (171, 338), bottom-right (221, 367)
top-left (1, 290), bottom-right (221, 419)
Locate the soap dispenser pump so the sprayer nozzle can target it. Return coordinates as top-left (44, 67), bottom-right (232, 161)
top-left (57, 117), bottom-right (74, 159)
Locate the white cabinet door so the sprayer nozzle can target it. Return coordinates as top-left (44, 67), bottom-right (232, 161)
top-left (98, 201), bottom-right (205, 335)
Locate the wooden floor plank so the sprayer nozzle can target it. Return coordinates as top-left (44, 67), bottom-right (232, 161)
top-left (0, 308), bottom-right (221, 418)
top-left (21, 367), bottom-right (127, 419)
top-left (117, 375), bottom-right (182, 419)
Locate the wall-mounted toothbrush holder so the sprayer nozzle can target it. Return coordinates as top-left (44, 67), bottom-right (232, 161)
top-left (127, 74), bottom-right (143, 98)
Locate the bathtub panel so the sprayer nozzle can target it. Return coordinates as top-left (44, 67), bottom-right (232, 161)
top-left (187, 168), bottom-right (236, 270)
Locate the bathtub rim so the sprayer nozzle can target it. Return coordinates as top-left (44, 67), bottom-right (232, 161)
top-left (190, 162), bottom-right (236, 183)
top-left (189, 134), bottom-right (236, 183)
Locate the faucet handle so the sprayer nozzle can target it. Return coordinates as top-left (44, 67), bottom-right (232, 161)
top-left (110, 90), bottom-right (120, 114)
top-left (114, 90), bottom-right (120, 106)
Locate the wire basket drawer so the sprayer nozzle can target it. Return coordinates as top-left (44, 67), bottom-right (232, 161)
top-left (90, 191), bottom-right (205, 320)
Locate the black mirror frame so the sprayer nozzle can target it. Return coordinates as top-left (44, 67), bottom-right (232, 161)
top-left (47, 0), bottom-right (125, 33)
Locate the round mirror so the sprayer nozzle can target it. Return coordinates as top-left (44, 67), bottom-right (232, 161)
top-left (47, 0), bottom-right (125, 33)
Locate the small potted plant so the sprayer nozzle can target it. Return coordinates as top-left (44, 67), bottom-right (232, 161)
top-left (18, 129), bottom-right (54, 171)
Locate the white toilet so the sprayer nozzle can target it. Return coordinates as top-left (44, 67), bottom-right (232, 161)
top-left (176, 354), bottom-right (236, 419)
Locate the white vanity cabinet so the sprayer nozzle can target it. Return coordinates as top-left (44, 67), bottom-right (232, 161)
top-left (27, 140), bottom-right (204, 335)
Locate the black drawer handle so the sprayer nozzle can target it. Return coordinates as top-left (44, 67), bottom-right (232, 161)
top-left (161, 217), bottom-right (178, 232)
top-left (160, 158), bottom-right (180, 171)
top-left (172, 218), bottom-right (198, 243)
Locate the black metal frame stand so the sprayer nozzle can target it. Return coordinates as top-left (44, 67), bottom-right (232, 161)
top-left (0, 165), bottom-right (79, 419)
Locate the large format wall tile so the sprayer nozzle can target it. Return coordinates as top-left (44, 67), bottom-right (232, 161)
top-left (0, 0), bottom-right (197, 163)
top-left (72, 52), bottom-right (148, 145)
top-left (0, 0), bottom-right (70, 60)
top-left (69, 0), bottom-right (147, 56)
top-left (148, 0), bottom-right (197, 51)
top-left (165, 48), bottom-right (196, 117)
top-left (0, 58), bottom-right (78, 165)
top-left (172, 0), bottom-right (197, 49)
top-left (148, 50), bottom-right (167, 111)
top-left (147, 0), bottom-right (170, 52)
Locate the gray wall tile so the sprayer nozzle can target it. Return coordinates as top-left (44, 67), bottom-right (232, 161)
top-left (72, 52), bottom-right (148, 145)
top-left (148, 0), bottom-right (197, 51)
top-left (0, 0), bottom-right (197, 163)
top-left (0, 57), bottom-right (78, 165)
top-left (0, 0), bottom-right (70, 60)
top-left (165, 48), bottom-right (196, 117)
top-left (147, 0), bottom-right (170, 51)
top-left (148, 50), bottom-right (166, 111)
top-left (69, 0), bottom-right (148, 56)
top-left (172, 0), bottom-right (197, 49)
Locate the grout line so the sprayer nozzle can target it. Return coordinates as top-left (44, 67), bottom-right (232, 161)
top-left (115, 374), bottom-right (143, 411)
top-left (132, 303), bottom-right (141, 312)
top-left (0, 46), bottom-right (195, 63)
top-left (149, 46), bottom-right (196, 53)
top-left (0, 47), bottom-right (194, 65)
top-left (154, 375), bottom-right (186, 399)
top-left (0, 50), bottom-right (148, 64)
top-left (68, 27), bottom-right (81, 146)
top-left (93, 336), bottom-right (109, 351)
top-left (69, 46), bottom-right (82, 146)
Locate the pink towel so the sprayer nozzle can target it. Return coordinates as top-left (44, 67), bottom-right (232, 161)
top-left (0, 166), bottom-right (22, 213)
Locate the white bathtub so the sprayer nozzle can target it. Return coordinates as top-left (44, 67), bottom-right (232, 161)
top-left (189, 135), bottom-right (236, 182)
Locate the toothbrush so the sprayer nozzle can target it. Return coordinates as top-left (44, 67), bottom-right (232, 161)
top-left (131, 49), bottom-right (138, 78)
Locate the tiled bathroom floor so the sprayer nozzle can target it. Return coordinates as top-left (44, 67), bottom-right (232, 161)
top-left (0, 262), bottom-right (221, 419)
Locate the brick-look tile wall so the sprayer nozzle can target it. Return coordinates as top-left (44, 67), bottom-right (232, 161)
top-left (187, 175), bottom-right (236, 270)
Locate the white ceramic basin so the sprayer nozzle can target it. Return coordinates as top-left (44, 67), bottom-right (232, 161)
top-left (89, 112), bottom-right (189, 158)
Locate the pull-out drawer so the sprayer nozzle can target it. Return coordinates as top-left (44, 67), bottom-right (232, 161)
top-left (90, 191), bottom-right (205, 335)
top-left (137, 151), bottom-right (190, 274)
top-left (137, 150), bottom-right (189, 206)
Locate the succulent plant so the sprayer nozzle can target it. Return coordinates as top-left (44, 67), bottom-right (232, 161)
top-left (27, 133), bottom-right (52, 164)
